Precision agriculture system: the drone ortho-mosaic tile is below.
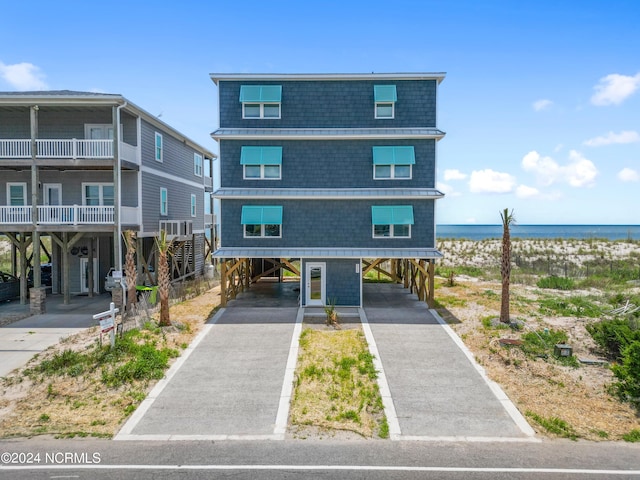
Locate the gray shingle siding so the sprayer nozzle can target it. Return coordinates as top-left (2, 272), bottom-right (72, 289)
top-left (220, 138), bottom-right (435, 188)
top-left (0, 108), bottom-right (30, 138)
top-left (1, 171), bottom-right (137, 207)
top-left (141, 172), bottom-right (203, 233)
top-left (219, 80), bottom-right (437, 129)
top-left (220, 199), bottom-right (435, 249)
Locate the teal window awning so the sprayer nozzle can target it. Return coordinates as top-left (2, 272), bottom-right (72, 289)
top-left (241, 206), bottom-right (283, 225)
top-left (374, 85), bottom-right (397, 102)
top-left (372, 146), bottom-right (415, 165)
top-left (239, 85), bottom-right (282, 103)
top-left (371, 206), bottom-right (414, 225)
top-left (240, 146), bottom-right (283, 165)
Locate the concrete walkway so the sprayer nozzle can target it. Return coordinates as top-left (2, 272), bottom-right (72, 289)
top-left (363, 283), bottom-right (535, 441)
top-left (0, 293), bottom-right (112, 377)
top-left (117, 305), bottom-right (300, 440)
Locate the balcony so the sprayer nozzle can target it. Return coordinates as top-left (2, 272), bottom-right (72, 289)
top-left (0, 205), bottom-right (115, 225)
top-left (0, 139), bottom-right (139, 165)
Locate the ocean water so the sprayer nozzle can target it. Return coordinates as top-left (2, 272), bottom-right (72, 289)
top-left (436, 225), bottom-right (640, 241)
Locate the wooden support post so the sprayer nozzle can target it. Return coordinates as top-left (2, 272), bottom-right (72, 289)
top-left (403, 260), bottom-right (409, 288)
top-left (63, 233), bottom-right (70, 305)
top-left (19, 235), bottom-right (28, 305)
top-left (88, 237), bottom-right (94, 297)
top-left (427, 260), bottom-right (435, 308)
top-left (220, 259), bottom-right (227, 307)
top-left (244, 258), bottom-right (251, 289)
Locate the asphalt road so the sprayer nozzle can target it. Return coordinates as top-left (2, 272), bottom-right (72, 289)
top-left (1, 438), bottom-right (639, 479)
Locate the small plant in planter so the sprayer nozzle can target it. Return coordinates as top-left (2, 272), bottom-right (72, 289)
top-left (324, 298), bottom-right (340, 329)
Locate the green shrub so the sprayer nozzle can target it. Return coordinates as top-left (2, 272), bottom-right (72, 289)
top-left (539, 296), bottom-right (602, 318)
top-left (537, 276), bottom-right (576, 290)
top-left (610, 342), bottom-right (640, 408)
top-left (521, 329), bottom-right (568, 357)
top-left (586, 319), bottom-right (640, 360)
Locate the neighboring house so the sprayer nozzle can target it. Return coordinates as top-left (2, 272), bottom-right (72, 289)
top-left (211, 73), bottom-right (445, 307)
top-left (0, 91), bottom-right (216, 308)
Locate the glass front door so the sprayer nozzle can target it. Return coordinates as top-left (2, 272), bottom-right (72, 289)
top-left (305, 262), bottom-right (325, 306)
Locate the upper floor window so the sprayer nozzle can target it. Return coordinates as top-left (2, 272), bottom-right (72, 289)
top-left (194, 153), bottom-right (203, 177)
top-left (374, 85), bottom-right (397, 119)
top-left (241, 146), bottom-right (282, 180)
top-left (7, 182), bottom-right (27, 206)
top-left (160, 187), bottom-right (168, 216)
top-left (241, 205), bottom-right (283, 238)
top-left (155, 132), bottom-right (163, 162)
top-left (191, 194), bottom-right (197, 217)
top-left (239, 85), bottom-right (282, 119)
top-left (371, 205), bottom-right (413, 238)
top-left (372, 146), bottom-right (415, 180)
top-left (83, 183), bottom-right (114, 206)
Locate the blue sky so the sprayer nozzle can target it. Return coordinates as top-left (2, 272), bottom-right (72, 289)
top-left (1, 0), bottom-right (638, 224)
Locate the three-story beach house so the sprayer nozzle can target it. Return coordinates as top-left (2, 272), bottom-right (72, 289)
top-left (211, 73), bottom-right (445, 307)
top-left (0, 91), bottom-right (216, 310)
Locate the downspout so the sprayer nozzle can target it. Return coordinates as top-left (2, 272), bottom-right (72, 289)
top-left (114, 101), bottom-right (127, 280)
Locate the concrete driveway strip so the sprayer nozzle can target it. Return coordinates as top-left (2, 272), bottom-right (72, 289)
top-left (119, 307), bottom-right (299, 440)
top-left (363, 284), bottom-right (535, 441)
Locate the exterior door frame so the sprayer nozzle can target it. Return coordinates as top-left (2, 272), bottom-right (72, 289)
top-left (43, 183), bottom-right (62, 206)
top-left (80, 257), bottom-right (99, 294)
top-left (305, 261), bottom-right (326, 306)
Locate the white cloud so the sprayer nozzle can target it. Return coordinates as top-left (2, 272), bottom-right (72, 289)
top-left (443, 169), bottom-right (467, 181)
top-left (584, 130), bottom-right (640, 147)
top-left (468, 169), bottom-right (516, 194)
top-left (437, 182), bottom-right (461, 197)
top-left (618, 167), bottom-right (639, 182)
top-left (532, 99), bottom-right (553, 111)
top-left (515, 185), bottom-right (540, 198)
top-left (591, 73), bottom-right (640, 106)
top-left (0, 61), bottom-right (48, 90)
top-left (521, 150), bottom-right (598, 188)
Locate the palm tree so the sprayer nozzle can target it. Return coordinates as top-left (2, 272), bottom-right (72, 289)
top-left (500, 208), bottom-right (516, 324)
top-left (155, 230), bottom-right (172, 327)
top-left (123, 230), bottom-right (137, 315)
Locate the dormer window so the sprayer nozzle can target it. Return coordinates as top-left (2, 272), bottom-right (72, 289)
top-left (240, 85), bottom-right (282, 119)
top-left (374, 85), bottom-right (397, 119)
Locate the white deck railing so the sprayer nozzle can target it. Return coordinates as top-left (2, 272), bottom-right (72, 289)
top-left (0, 206), bottom-right (32, 224)
top-left (0, 139), bottom-right (138, 162)
top-left (37, 205), bottom-right (115, 224)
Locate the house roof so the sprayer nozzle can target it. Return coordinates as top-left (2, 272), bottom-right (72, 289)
top-left (211, 127), bottom-right (445, 140)
top-left (210, 73), bottom-right (446, 84)
top-left (213, 187), bottom-right (444, 200)
top-left (213, 247), bottom-right (443, 259)
top-left (0, 90), bottom-right (216, 159)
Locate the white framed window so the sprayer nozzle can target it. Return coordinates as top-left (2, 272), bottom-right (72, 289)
top-left (244, 223), bottom-right (281, 238)
top-left (374, 85), bottom-right (397, 119)
top-left (190, 194), bottom-right (197, 217)
top-left (242, 103), bottom-right (281, 119)
top-left (241, 146), bottom-right (283, 180)
top-left (374, 164), bottom-right (412, 179)
top-left (194, 153), bottom-right (203, 177)
top-left (241, 205), bottom-right (282, 238)
top-left (82, 183), bottom-right (114, 206)
top-left (371, 205), bottom-right (413, 238)
top-left (372, 224), bottom-right (411, 238)
top-left (160, 188), bottom-right (168, 216)
top-left (85, 124), bottom-right (115, 139)
top-left (154, 132), bottom-right (163, 162)
top-left (239, 85), bottom-right (282, 119)
top-left (243, 164), bottom-right (281, 180)
top-left (7, 182), bottom-right (27, 206)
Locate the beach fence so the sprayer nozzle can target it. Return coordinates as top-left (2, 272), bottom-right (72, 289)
top-left (513, 254), bottom-right (640, 282)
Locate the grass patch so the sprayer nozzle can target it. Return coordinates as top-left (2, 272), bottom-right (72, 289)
top-left (536, 276), bottom-right (576, 290)
top-left (526, 411), bottom-right (579, 440)
top-left (539, 296), bottom-right (603, 318)
top-left (519, 329), bottom-right (580, 367)
top-left (290, 328), bottom-right (387, 438)
top-left (623, 429), bottom-right (640, 442)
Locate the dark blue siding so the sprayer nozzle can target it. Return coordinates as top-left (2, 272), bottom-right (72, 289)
top-left (218, 80), bottom-right (437, 129)
top-left (220, 139), bottom-right (435, 189)
top-left (220, 199), bottom-right (435, 249)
